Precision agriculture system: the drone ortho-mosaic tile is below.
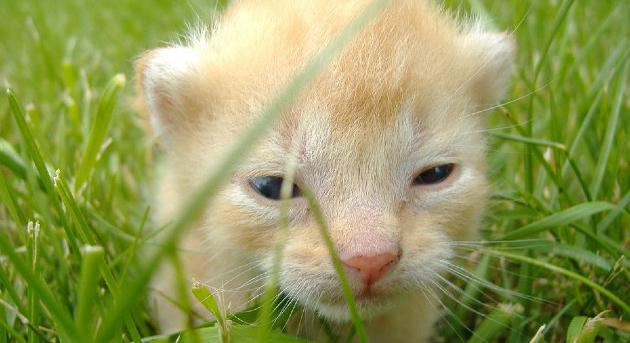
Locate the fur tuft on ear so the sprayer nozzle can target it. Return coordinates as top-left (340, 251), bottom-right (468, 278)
top-left (459, 29), bottom-right (515, 107)
top-left (134, 47), bottom-right (200, 138)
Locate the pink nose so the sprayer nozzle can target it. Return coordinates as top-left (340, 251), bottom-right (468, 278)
top-left (342, 253), bottom-right (398, 286)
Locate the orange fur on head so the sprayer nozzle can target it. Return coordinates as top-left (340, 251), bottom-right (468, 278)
top-left (136, 0), bottom-right (514, 341)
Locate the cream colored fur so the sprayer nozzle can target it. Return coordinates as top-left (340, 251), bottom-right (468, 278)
top-left (135, 0), bottom-right (514, 341)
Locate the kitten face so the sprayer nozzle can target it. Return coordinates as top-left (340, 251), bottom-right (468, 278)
top-left (137, 0), bottom-right (513, 324)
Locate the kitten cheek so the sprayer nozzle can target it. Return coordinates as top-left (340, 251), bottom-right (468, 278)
top-left (225, 186), bottom-right (283, 224)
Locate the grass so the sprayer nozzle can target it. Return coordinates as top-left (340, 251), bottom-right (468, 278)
top-left (0, 0), bottom-right (628, 342)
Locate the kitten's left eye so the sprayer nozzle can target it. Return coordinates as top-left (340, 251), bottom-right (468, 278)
top-left (249, 176), bottom-right (302, 200)
top-left (413, 163), bottom-right (455, 185)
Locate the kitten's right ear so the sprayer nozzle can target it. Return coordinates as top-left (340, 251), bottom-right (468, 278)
top-left (134, 47), bottom-right (200, 139)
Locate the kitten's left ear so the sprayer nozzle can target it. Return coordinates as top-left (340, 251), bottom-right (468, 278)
top-left (461, 30), bottom-right (515, 107)
top-left (133, 47), bottom-right (203, 141)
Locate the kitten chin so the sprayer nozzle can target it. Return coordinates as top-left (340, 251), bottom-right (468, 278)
top-left (135, 0), bottom-right (513, 341)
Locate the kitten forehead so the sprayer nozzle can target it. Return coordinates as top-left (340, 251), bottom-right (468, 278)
top-left (195, 0), bottom-right (504, 125)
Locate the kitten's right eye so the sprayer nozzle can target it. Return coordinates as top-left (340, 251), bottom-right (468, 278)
top-left (249, 176), bottom-right (302, 200)
top-left (413, 163), bottom-right (455, 185)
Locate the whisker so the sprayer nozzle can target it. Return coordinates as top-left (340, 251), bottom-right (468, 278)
top-left (419, 280), bottom-right (472, 343)
top-left (432, 277), bottom-right (523, 332)
top-left (460, 81), bottom-right (552, 120)
top-left (433, 272), bottom-right (514, 316)
top-left (438, 260), bottom-right (552, 304)
top-left (446, 238), bottom-right (549, 247)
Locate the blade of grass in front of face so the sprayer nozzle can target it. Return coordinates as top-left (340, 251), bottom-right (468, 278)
top-left (257, 153), bottom-right (297, 342)
top-left (302, 186), bottom-right (367, 343)
top-left (170, 250), bottom-right (202, 343)
top-left (94, 1), bottom-right (392, 341)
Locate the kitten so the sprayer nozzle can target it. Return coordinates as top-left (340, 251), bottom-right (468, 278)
top-left (135, 0), bottom-right (514, 341)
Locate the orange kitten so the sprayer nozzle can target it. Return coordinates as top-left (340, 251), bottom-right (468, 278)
top-left (135, 0), bottom-right (514, 341)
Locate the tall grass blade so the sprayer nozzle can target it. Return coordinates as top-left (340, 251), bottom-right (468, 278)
top-left (6, 89), bottom-right (54, 194)
top-left (0, 227), bottom-right (79, 341)
top-left (302, 187), bottom-right (367, 343)
top-left (482, 249), bottom-right (630, 314)
top-left (466, 303), bottom-right (523, 343)
top-left (589, 61), bottom-right (629, 200)
top-left (503, 202), bottom-right (617, 240)
top-left (192, 282), bottom-right (230, 343)
top-left (257, 154), bottom-right (297, 342)
top-left (74, 74), bottom-right (126, 193)
top-left (598, 189), bottom-right (630, 233)
top-left (75, 245), bottom-right (104, 337)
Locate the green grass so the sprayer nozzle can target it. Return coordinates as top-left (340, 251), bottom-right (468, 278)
top-left (0, 0), bottom-right (628, 342)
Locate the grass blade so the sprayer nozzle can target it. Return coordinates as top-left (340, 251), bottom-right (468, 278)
top-left (0, 227), bottom-right (79, 341)
top-left (6, 89), bottom-right (54, 194)
top-left (532, 242), bottom-right (612, 271)
top-left (257, 154), bottom-right (297, 342)
top-left (466, 303), bottom-right (523, 343)
top-left (589, 61), bottom-right (629, 200)
top-left (0, 167), bottom-right (25, 225)
top-left (0, 138), bottom-right (28, 180)
top-left (503, 202), bottom-right (617, 240)
top-left (192, 282), bottom-right (229, 343)
top-left (598, 189), bottom-right (630, 233)
top-left (74, 74), bottom-right (125, 193)
top-left (482, 249), bottom-right (630, 314)
top-left (75, 245), bottom-right (104, 336)
top-left (302, 187), bottom-right (367, 343)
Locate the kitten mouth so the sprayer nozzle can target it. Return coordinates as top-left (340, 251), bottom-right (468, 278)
top-left (354, 286), bottom-right (388, 301)
top-left (311, 286), bottom-right (398, 322)
top-left (323, 285), bottom-right (391, 306)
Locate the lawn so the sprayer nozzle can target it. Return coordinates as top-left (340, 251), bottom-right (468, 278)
top-left (0, 0), bottom-right (628, 342)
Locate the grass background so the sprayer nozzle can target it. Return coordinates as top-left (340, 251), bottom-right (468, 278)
top-left (0, 0), bottom-right (628, 342)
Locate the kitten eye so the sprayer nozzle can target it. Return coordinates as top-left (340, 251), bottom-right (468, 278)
top-left (249, 176), bottom-right (302, 200)
top-left (413, 163), bottom-right (455, 185)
